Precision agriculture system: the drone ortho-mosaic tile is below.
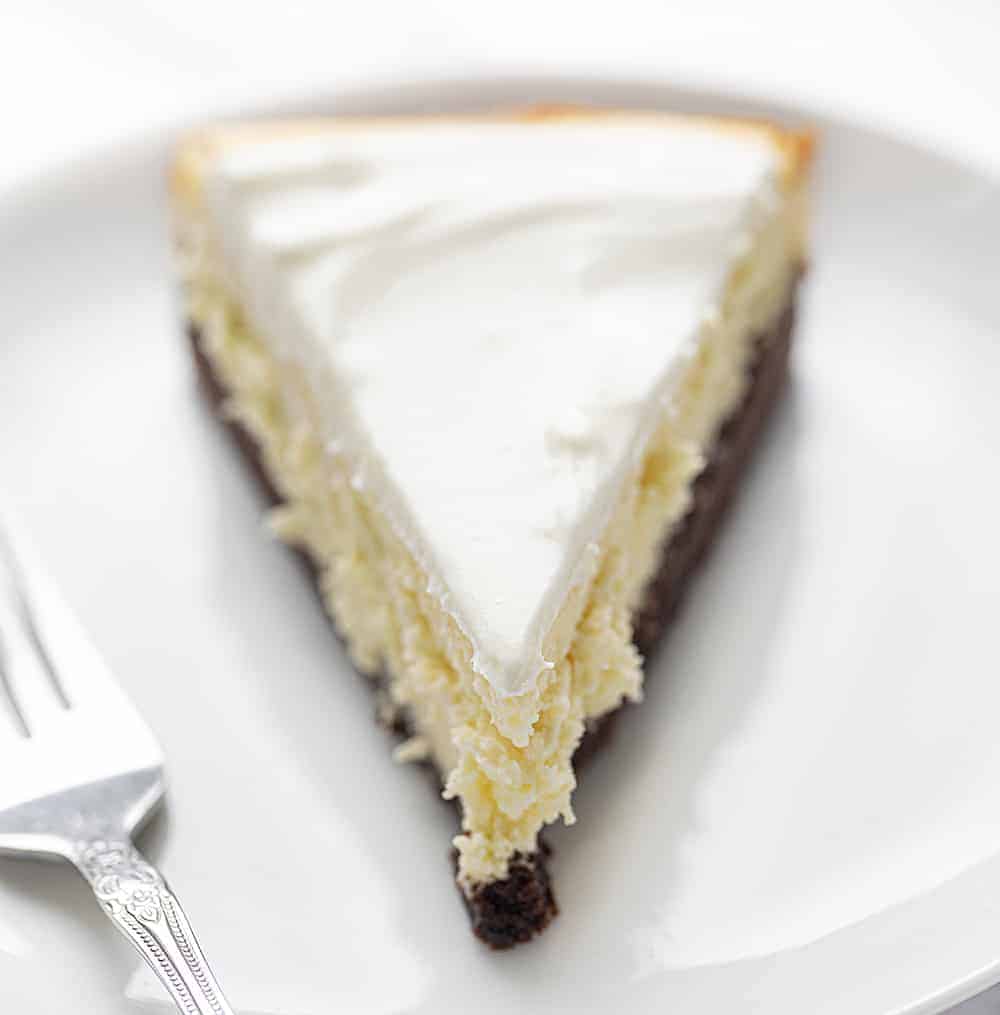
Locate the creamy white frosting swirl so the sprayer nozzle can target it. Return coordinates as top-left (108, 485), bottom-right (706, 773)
top-left (205, 121), bottom-right (780, 695)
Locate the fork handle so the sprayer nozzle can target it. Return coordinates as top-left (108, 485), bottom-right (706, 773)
top-left (72, 838), bottom-right (234, 1015)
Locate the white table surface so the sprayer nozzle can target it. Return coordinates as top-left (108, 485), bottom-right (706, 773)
top-left (2, 3), bottom-right (999, 1011)
top-left (2, 0), bottom-right (1000, 191)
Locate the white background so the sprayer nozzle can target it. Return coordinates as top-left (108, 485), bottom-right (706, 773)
top-left (1, 0), bottom-right (1000, 189)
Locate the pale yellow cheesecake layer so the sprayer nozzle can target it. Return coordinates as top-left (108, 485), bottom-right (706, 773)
top-left (172, 111), bottom-right (809, 886)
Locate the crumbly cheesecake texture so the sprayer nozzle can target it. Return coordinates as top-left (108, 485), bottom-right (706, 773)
top-left (172, 109), bottom-right (810, 927)
top-left (189, 294), bottom-right (796, 947)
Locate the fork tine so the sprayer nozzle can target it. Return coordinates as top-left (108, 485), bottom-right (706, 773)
top-left (0, 511), bottom-right (71, 713)
top-left (0, 603), bottom-right (67, 736)
top-left (0, 614), bottom-right (30, 737)
top-left (0, 506), bottom-right (156, 739)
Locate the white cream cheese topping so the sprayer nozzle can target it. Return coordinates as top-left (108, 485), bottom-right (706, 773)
top-left (204, 121), bottom-right (780, 696)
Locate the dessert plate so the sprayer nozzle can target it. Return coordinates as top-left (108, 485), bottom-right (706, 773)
top-left (0, 78), bottom-right (998, 1014)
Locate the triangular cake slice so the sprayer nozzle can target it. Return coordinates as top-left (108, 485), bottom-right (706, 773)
top-left (171, 108), bottom-right (812, 946)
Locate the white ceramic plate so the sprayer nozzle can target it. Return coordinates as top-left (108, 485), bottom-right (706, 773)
top-left (1, 79), bottom-right (998, 1014)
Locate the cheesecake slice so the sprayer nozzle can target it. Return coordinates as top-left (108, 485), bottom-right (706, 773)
top-left (171, 108), bottom-right (812, 946)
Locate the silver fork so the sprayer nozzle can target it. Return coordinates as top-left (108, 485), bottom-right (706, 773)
top-left (0, 509), bottom-right (234, 1015)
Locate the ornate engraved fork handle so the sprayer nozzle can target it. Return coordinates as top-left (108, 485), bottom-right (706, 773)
top-left (71, 838), bottom-right (234, 1015)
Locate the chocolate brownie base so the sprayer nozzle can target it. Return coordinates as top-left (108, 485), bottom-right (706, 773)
top-left (463, 294), bottom-right (796, 946)
top-left (187, 285), bottom-right (796, 948)
top-left (633, 298), bottom-right (794, 659)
